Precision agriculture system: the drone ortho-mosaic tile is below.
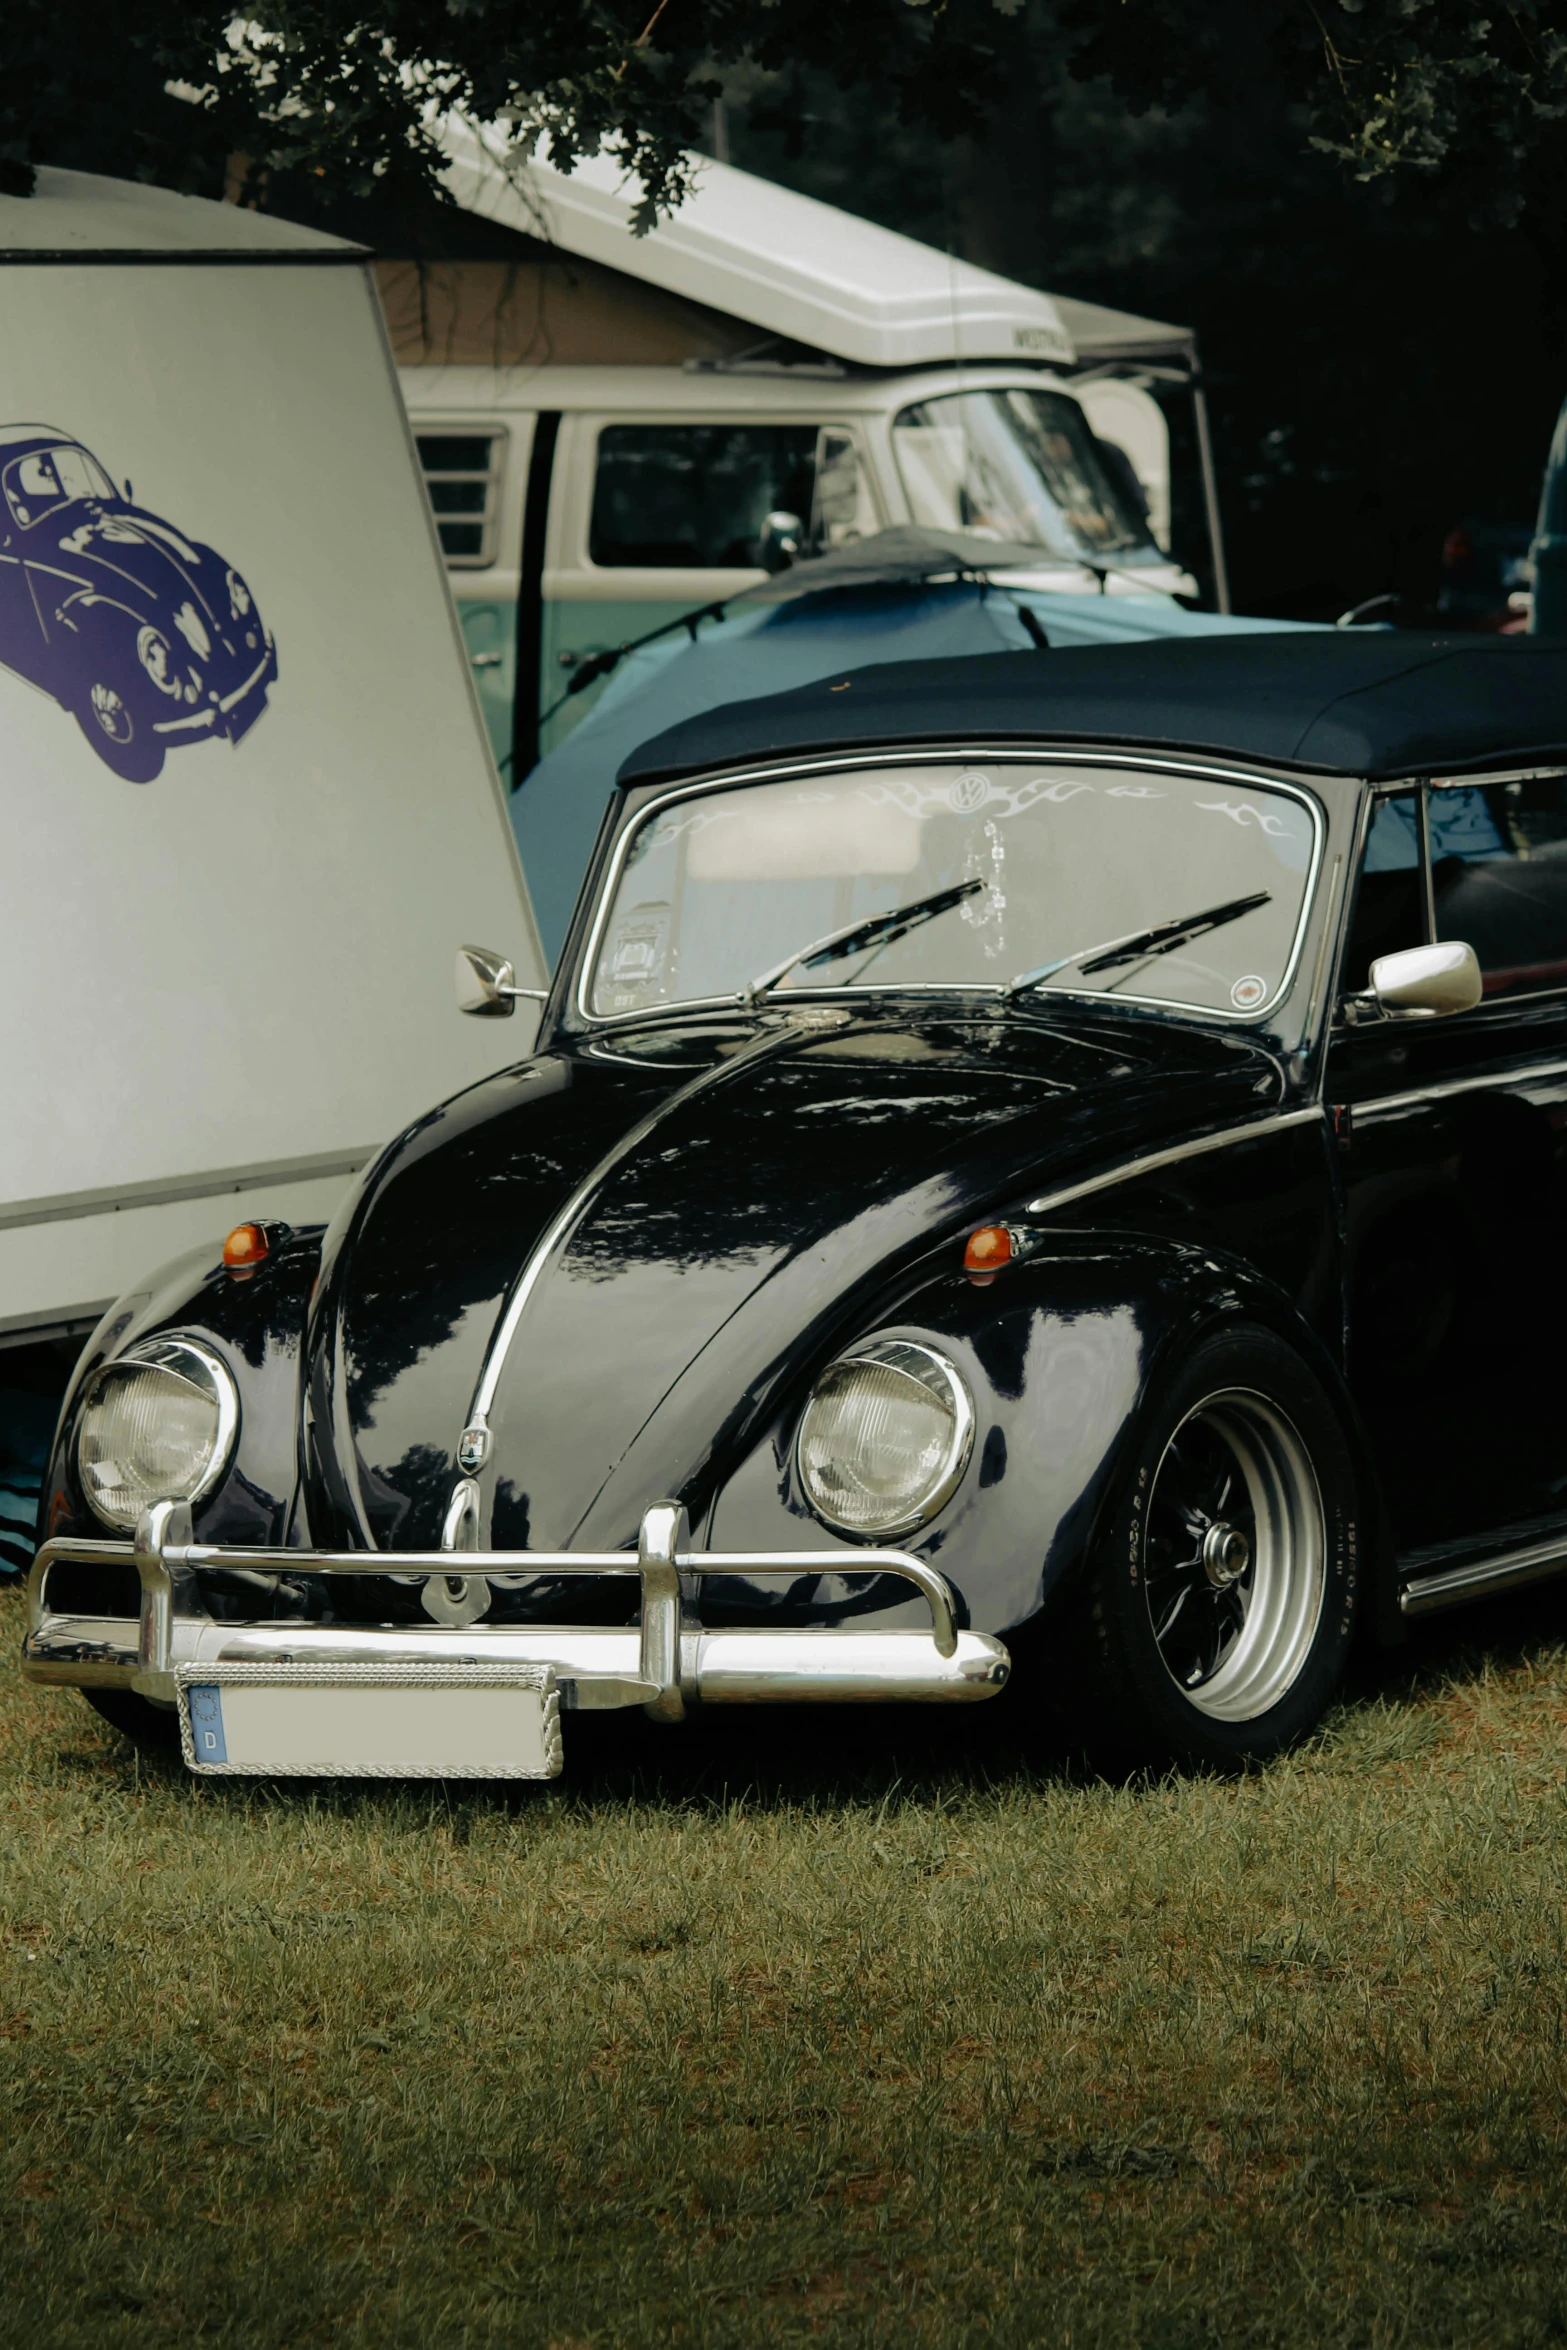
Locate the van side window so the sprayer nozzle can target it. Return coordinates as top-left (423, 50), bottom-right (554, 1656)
top-left (1434, 779), bottom-right (1567, 999)
top-left (588, 425), bottom-right (871, 568)
top-left (416, 434), bottom-right (504, 566)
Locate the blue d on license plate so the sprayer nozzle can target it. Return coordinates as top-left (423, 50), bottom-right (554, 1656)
top-left (176, 1664), bottom-right (561, 1779)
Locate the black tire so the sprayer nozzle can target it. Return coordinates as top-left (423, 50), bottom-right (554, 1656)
top-left (71, 671), bottom-right (164, 782)
top-left (82, 1687), bottom-right (182, 1750)
top-left (1079, 1321), bottom-right (1362, 1767)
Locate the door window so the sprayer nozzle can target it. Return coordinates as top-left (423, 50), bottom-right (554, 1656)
top-left (1432, 780), bottom-right (1567, 997)
top-left (1343, 781), bottom-right (1567, 1001)
top-left (587, 424), bottom-right (873, 568)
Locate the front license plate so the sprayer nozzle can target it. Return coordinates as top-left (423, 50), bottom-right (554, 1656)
top-left (175, 1662), bottom-right (562, 1779)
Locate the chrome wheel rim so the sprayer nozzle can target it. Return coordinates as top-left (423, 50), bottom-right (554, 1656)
top-left (1143, 1386), bottom-right (1324, 1722)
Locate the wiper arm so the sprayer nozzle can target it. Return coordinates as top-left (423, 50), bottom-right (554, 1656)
top-left (1004, 890), bottom-right (1271, 999)
top-left (744, 878), bottom-right (987, 1009)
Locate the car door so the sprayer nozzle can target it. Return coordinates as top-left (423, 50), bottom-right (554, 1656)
top-left (1328, 777), bottom-right (1567, 1568)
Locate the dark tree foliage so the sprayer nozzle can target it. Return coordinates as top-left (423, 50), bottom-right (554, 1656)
top-left (7, 2), bottom-right (1562, 617)
top-left (1057, 0), bottom-right (1567, 230)
top-left (0, 0), bottom-right (1018, 220)
top-left (4, 2), bottom-right (1566, 227)
top-left (727, 3), bottom-right (1567, 616)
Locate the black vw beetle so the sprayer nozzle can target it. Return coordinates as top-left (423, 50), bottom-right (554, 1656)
top-left (25, 633), bottom-right (1567, 1775)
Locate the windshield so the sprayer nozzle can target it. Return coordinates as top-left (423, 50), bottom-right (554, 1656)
top-left (586, 761), bottom-right (1319, 1022)
top-left (893, 390), bottom-right (1155, 565)
top-left (2, 444), bottom-right (116, 528)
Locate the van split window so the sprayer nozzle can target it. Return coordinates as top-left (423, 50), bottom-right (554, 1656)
top-left (588, 424), bottom-right (873, 569)
top-left (416, 433), bottom-right (504, 566)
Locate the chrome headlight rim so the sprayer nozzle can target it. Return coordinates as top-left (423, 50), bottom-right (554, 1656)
top-left (795, 1337), bottom-right (976, 1541)
top-left (74, 1335), bottom-right (240, 1532)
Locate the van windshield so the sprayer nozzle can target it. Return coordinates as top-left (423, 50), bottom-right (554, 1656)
top-left (892, 390), bottom-right (1154, 566)
top-left (586, 761), bottom-right (1318, 1023)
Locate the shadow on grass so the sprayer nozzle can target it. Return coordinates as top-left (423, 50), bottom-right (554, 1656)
top-left (1347, 1563), bottom-right (1567, 1705)
top-left (61, 1563), bottom-right (1567, 1827)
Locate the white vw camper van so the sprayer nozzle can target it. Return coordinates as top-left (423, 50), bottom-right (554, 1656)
top-left (387, 126), bottom-right (1227, 785)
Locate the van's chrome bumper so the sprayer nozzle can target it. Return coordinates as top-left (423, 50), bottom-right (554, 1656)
top-left (23, 1501), bottom-right (1009, 1719)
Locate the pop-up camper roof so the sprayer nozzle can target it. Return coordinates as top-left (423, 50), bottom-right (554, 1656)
top-left (437, 119), bottom-right (1192, 373)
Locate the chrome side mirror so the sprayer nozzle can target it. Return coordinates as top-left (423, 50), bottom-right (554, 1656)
top-left (454, 944), bottom-right (546, 1019)
top-left (1369, 939), bottom-right (1483, 1018)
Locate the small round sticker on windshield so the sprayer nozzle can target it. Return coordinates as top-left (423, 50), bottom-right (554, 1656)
top-left (1230, 973), bottom-right (1267, 1011)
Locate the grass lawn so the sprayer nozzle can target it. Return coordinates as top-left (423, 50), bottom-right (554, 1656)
top-left (3, 1582), bottom-right (1567, 2347)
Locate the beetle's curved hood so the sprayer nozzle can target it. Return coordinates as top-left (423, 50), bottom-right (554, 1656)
top-left (304, 1011), bottom-right (1282, 1555)
top-left (45, 502), bottom-right (258, 649)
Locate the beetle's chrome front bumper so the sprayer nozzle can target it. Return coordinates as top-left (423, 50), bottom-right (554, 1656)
top-left (23, 1500), bottom-right (1010, 1719)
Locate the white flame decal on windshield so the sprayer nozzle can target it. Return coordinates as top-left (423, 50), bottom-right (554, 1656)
top-left (1196, 797), bottom-right (1291, 837)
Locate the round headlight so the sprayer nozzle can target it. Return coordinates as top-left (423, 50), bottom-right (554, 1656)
top-left (75, 1338), bottom-right (239, 1531)
top-left (136, 626), bottom-right (182, 698)
top-left (796, 1340), bottom-right (974, 1538)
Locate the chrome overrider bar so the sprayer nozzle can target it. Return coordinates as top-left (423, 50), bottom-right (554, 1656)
top-left (24, 1500), bottom-right (1010, 1720)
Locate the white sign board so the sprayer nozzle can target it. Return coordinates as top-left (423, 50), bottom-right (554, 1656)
top-left (0, 178), bottom-right (543, 1334)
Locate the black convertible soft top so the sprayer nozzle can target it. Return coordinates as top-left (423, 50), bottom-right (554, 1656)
top-left (617, 631), bottom-right (1567, 789)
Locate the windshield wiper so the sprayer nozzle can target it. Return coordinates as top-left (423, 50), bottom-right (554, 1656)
top-left (744, 878), bottom-right (987, 1009)
top-left (1004, 890), bottom-right (1272, 999)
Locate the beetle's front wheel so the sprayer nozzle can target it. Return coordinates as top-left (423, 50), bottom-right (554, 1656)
top-left (71, 673), bottom-right (164, 782)
top-left (1082, 1324), bottom-right (1362, 1765)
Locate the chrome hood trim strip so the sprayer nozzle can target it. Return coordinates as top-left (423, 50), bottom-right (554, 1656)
top-left (455, 1017), bottom-right (824, 1521)
top-left (1026, 1106), bottom-right (1324, 1217)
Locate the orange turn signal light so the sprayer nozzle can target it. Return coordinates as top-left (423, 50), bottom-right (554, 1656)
top-left (963, 1224), bottom-right (1013, 1275)
top-left (222, 1222), bottom-right (270, 1270)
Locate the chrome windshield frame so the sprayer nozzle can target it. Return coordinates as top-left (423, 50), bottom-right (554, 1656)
top-left (573, 745), bottom-right (1328, 1037)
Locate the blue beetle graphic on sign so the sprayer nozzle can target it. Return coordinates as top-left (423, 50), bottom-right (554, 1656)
top-left (0, 423), bottom-right (277, 782)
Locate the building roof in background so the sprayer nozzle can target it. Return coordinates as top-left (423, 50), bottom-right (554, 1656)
top-left (0, 167), bottom-right (361, 260)
top-left (439, 120), bottom-right (1191, 371)
top-left (617, 633), bottom-right (1567, 787)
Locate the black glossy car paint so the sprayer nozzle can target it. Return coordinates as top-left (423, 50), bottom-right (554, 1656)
top-left (46, 633), bottom-right (1567, 1721)
top-left (37, 993), bottom-right (1363, 1649)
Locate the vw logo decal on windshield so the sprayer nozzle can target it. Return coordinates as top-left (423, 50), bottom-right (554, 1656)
top-left (0, 422), bottom-right (278, 784)
top-left (946, 770), bottom-right (992, 813)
